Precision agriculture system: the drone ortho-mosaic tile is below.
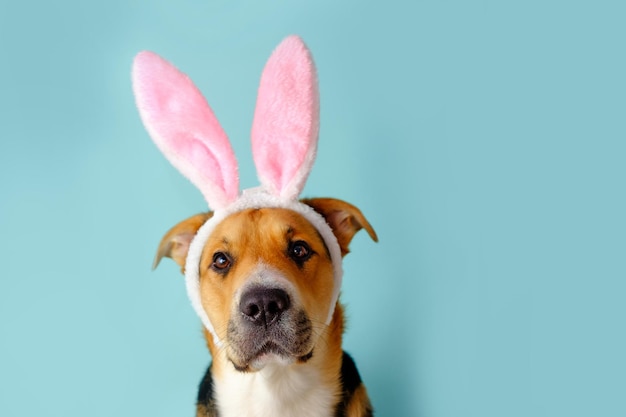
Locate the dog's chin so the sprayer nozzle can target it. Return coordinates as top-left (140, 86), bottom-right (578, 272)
top-left (250, 352), bottom-right (294, 371)
top-left (229, 342), bottom-right (313, 372)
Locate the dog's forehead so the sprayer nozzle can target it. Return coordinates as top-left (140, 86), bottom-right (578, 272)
top-left (204, 207), bottom-right (325, 248)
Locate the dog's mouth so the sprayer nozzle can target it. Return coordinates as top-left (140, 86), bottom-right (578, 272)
top-left (226, 309), bottom-right (314, 372)
top-left (228, 340), bottom-right (314, 372)
top-left (257, 341), bottom-right (287, 356)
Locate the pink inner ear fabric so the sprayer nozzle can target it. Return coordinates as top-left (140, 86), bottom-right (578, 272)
top-left (132, 51), bottom-right (239, 210)
top-left (251, 35), bottom-right (320, 200)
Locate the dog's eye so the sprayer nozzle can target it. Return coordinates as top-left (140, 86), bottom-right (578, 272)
top-left (289, 241), bottom-right (312, 263)
top-left (211, 252), bottom-right (232, 273)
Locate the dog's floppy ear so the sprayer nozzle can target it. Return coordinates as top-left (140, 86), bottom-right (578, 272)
top-left (302, 198), bottom-right (378, 256)
top-left (153, 212), bottom-right (213, 271)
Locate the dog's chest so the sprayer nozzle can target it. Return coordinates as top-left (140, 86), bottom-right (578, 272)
top-left (214, 364), bottom-right (336, 417)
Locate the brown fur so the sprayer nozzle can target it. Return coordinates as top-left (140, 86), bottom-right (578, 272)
top-left (346, 385), bottom-right (374, 417)
top-left (196, 403), bottom-right (218, 417)
top-left (153, 212), bottom-right (212, 272)
top-left (301, 198), bottom-right (378, 255)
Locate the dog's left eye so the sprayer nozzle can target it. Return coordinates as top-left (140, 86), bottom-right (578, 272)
top-left (289, 241), bottom-right (312, 263)
top-left (211, 252), bottom-right (232, 273)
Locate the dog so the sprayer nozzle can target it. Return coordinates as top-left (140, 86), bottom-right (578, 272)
top-left (133, 35), bottom-right (378, 416)
top-left (153, 199), bottom-right (377, 416)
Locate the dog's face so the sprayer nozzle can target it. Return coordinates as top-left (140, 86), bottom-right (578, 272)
top-left (199, 208), bottom-right (334, 371)
top-left (154, 198), bottom-right (377, 372)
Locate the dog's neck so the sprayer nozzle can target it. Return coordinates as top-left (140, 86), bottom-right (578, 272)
top-left (214, 360), bottom-right (339, 417)
top-left (203, 304), bottom-right (345, 417)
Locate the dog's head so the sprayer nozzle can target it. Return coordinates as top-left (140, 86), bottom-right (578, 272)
top-left (154, 198), bottom-right (376, 371)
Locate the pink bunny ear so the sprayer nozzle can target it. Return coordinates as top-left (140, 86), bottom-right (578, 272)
top-left (132, 51), bottom-right (239, 211)
top-left (251, 36), bottom-right (320, 200)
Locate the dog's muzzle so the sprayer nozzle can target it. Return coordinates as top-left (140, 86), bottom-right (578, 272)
top-left (226, 285), bottom-right (314, 371)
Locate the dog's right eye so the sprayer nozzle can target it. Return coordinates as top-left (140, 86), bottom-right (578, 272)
top-left (211, 252), bottom-right (232, 273)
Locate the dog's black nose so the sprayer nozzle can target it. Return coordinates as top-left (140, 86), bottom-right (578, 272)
top-left (240, 287), bottom-right (291, 327)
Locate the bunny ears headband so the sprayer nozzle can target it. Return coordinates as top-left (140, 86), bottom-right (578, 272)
top-left (132, 36), bottom-right (343, 346)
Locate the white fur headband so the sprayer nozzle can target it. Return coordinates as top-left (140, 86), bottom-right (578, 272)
top-left (132, 36), bottom-right (343, 347)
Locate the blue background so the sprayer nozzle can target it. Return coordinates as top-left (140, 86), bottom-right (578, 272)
top-left (1, 1), bottom-right (625, 416)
